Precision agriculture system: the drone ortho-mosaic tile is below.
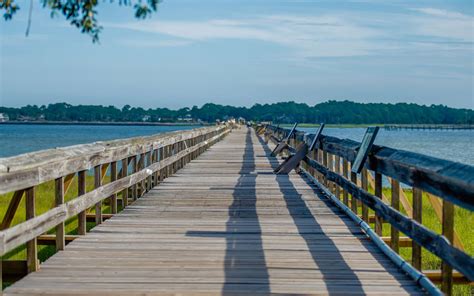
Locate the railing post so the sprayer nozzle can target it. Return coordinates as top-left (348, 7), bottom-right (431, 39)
top-left (412, 187), bottom-right (423, 270)
top-left (25, 186), bottom-right (38, 273)
top-left (350, 169), bottom-right (358, 214)
top-left (94, 165), bottom-right (102, 225)
top-left (55, 176), bottom-right (65, 251)
top-left (139, 153), bottom-right (146, 197)
top-left (342, 160), bottom-right (349, 206)
top-left (361, 169), bottom-right (369, 222)
top-left (334, 155), bottom-right (341, 200)
top-left (110, 161), bottom-right (118, 214)
top-left (132, 156), bottom-right (138, 200)
top-left (77, 170), bottom-right (87, 235)
top-left (374, 172), bottom-right (383, 236)
top-left (121, 158), bottom-right (129, 208)
top-left (391, 178), bottom-right (400, 253)
top-left (441, 200), bottom-right (454, 295)
top-left (145, 149), bottom-right (153, 192)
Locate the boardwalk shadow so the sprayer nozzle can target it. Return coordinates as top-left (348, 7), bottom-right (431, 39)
top-left (256, 136), bottom-right (368, 294)
top-left (256, 135), bottom-right (417, 295)
top-left (221, 129), bottom-right (270, 294)
top-left (187, 129), bottom-right (270, 294)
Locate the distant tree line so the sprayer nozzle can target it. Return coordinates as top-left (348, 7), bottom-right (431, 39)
top-left (0, 101), bottom-right (473, 124)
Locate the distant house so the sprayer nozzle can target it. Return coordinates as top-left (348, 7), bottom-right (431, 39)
top-left (142, 115), bottom-right (151, 122)
top-left (0, 113), bottom-right (9, 122)
top-left (177, 114), bottom-right (193, 122)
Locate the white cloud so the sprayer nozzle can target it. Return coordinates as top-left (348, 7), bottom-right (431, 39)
top-left (410, 8), bottom-right (473, 42)
top-left (109, 15), bottom-right (383, 58)
top-left (108, 7), bottom-right (473, 58)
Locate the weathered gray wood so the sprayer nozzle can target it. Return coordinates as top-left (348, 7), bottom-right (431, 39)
top-left (265, 125), bottom-right (474, 211)
top-left (342, 160), bottom-right (349, 206)
top-left (391, 179), bottom-right (400, 254)
top-left (25, 187), bottom-right (38, 273)
top-left (110, 161), bottom-right (118, 214)
top-left (55, 177), bottom-right (65, 251)
top-left (77, 171), bottom-right (87, 235)
top-left (0, 130), bottom-right (230, 256)
top-left (351, 127), bottom-right (379, 174)
top-left (303, 156), bottom-right (474, 281)
top-left (121, 158), bottom-right (129, 208)
top-left (361, 169), bottom-right (369, 222)
top-left (0, 190), bottom-right (24, 230)
top-left (4, 127), bottom-right (424, 296)
top-left (0, 126), bottom-right (229, 194)
top-left (374, 172), bottom-right (383, 236)
top-left (350, 170), bottom-right (358, 214)
top-left (441, 200), bottom-right (454, 295)
top-left (94, 165), bottom-right (102, 225)
top-left (412, 187), bottom-right (422, 270)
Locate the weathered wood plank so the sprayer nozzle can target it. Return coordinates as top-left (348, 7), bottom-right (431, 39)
top-left (3, 127), bottom-right (425, 296)
top-left (0, 126), bottom-right (229, 194)
top-left (0, 129), bottom-right (229, 256)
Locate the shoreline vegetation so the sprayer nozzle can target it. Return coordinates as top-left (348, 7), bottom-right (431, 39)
top-left (1, 100), bottom-right (473, 125)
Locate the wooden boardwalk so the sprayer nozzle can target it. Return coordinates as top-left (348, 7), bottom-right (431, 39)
top-left (4, 127), bottom-right (424, 295)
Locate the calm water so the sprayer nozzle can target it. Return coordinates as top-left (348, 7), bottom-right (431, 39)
top-left (0, 124), bottom-right (196, 157)
top-left (0, 124), bottom-right (472, 166)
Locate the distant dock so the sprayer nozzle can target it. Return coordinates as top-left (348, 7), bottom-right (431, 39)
top-left (384, 124), bottom-right (474, 131)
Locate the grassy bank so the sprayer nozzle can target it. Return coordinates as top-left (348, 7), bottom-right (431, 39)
top-left (0, 174), bottom-right (113, 263)
top-left (362, 187), bottom-right (473, 295)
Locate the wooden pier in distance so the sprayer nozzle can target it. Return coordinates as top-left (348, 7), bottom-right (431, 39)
top-left (384, 124), bottom-right (474, 131)
top-left (1, 123), bottom-right (473, 295)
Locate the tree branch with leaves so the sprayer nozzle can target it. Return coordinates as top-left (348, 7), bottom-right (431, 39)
top-left (1, 0), bottom-right (161, 42)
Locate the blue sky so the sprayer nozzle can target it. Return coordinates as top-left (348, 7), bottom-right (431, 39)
top-left (1, 0), bottom-right (473, 109)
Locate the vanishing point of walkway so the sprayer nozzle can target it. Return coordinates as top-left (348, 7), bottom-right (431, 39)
top-left (5, 127), bottom-right (423, 295)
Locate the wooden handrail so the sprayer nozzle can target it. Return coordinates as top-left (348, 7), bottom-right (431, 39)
top-left (263, 123), bottom-right (473, 295)
top-left (0, 125), bottom-right (229, 194)
top-left (266, 125), bottom-right (474, 211)
top-left (0, 124), bottom-right (232, 287)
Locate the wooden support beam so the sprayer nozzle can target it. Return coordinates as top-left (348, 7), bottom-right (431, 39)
top-left (37, 234), bottom-right (79, 245)
top-left (334, 155), bottom-right (341, 200)
top-left (426, 193), bottom-right (464, 250)
top-left (1, 190), bottom-right (24, 230)
top-left (342, 159), bottom-right (349, 206)
top-left (441, 199), bottom-right (455, 295)
top-left (391, 178), bottom-right (400, 253)
top-left (54, 177), bottom-right (65, 251)
top-left (412, 187), bottom-right (423, 270)
top-left (424, 270), bottom-right (472, 285)
top-left (381, 236), bottom-right (412, 248)
top-left (94, 165), bottom-right (102, 225)
top-left (110, 161), bottom-right (118, 214)
top-left (350, 170), bottom-right (358, 214)
top-left (374, 172), bottom-right (383, 236)
top-left (121, 158), bottom-right (129, 208)
top-left (361, 169), bottom-right (369, 222)
top-left (86, 213), bottom-right (113, 222)
top-left (77, 170), bottom-right (87, 235)
top-left (25, 187), bottom-right (38, 273)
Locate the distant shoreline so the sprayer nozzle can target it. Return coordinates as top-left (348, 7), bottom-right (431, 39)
top-left (0, 121), bottom-right (207, 127)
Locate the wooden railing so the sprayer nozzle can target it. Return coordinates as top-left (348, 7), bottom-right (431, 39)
top-left (261, 124), bottom-right (473, 295)
top-left (0, 124), bottom-right (231, 286)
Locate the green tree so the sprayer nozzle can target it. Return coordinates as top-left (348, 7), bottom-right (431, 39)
top-left (1, 0), bottom-right (162, 42)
